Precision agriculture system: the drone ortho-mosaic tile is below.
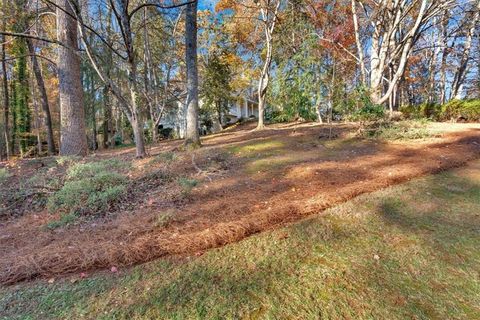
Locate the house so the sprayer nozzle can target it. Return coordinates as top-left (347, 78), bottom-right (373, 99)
top-left (158, 89), bottom-right (259, 138)
top-left (224, 94), bottom-right (259, 124)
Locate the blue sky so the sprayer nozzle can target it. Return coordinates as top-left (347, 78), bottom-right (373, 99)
top-left (198, 0), bottom-right (218, 11)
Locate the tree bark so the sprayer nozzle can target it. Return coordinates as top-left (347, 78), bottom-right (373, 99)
top-left (256, 0), bottom-right (280, 130)
top-left (101, 5), bottom-right (112, 149)
top-left (56, 0), bottom-right (88, 156)
top-left (184, 0), bottom-right (200, 147)
top-left (1, 31), bottom-right (9, 159)
top-left (89, 71), bottom-right (98, 151)
top-left (439, 10), bottom-right (449, 104)
top-left (351, 0), bottom-right (366, 85)
top-left (26, 37), bottom-right (56, 155)
top-left (366, 0), bottom-right (452, 105)
top-left (30, 75), bottom-right (42, 155)
top-left (102, 86), bottom-right (110, 148)
top-left (131, 112), bottom-right (145, 156)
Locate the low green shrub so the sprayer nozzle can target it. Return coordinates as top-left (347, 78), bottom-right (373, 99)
top-left (177, 177), bottom-right (198, 195)
top-left (66, 159), bottom-right (128, 180)
top-left (400, 99), bottom-right (480, 122)
top-left (56, 156), bottom-right (81, 166)
top-left (440, 99), bottom-right (480, 122)
top-left (150, 151), bottom-right (178, 164)
top-left (351, 104), bottom-right (385, 122)
top-left (47, 159), bottom-right (129, 216)
top-left (0, 168), bottom-right (10, 183)
top-left (45, 213), bottom-right (78, 230)
top-left (154, 210), bottom-right (176, 228)
top-left (360, 120), bottom-right (432, 140)
top-left (399, 102), bottom-right (441, 119)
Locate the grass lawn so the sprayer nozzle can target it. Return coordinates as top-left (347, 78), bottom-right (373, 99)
top-left (1, 160), bottom-right (480, 319)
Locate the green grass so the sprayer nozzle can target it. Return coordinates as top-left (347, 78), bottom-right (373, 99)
top-left (229, 140), bottom-right (285, 157)
top-left (1, 162), bottom-right (480, 319)
top-left (230, 138), bottom-right (307, 174)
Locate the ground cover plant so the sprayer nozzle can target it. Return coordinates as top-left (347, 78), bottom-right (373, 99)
top-left (1, 0), bottom-right (480, 318)
top-left (1, 159), bottom-right (479, 319)
top-left (0, 121), bottom-right (479, 286)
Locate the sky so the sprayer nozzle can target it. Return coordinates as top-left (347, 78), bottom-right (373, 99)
top-left (198, 0), bottom-right (219, 11)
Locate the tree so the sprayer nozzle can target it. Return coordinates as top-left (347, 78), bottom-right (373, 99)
top-left (352, 0), bottom-right (455, 107)
top-left (11, 0), bottom-right (30, 155)
top-left (56, 0), bottom-right (88, 156)
top-left (216, 0), bottom-right (282, 130)
top-left (201, 52), bottom-right (233, 132)
top-left (451, 0), bottom-right (480, 99)
top-left (255, 0), bottom-right (281, 130)
top-left (27, 37), bottom-right (56, 155)
top-left (184, 0), bottom-right (200, 147)
top-left (73, 0), bottom-right (196, 156)
top-left (1, 2), bottom-right (9, 159)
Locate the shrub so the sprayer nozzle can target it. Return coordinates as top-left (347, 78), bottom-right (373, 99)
top-left (360, 120), bottom-right (432, 140)
top-left (154, 210), bottom-right (175, 228)
top-left (440, 99), bottom-right (480, 122)
top-left (47, 159), bottom-right (129, 216)
top-left (66, 159), bottom-right (128, 180)
top-left (420, 103), bottom-right (442, 119)
top-left (351, 104), bottom-right (385, 122)
top-left (0, 168), bottom-right (10, 183)
top-left (45, 213), bottom-right (78, 230)
top-left (56, 156), bottom-right (81, 166)
top-left (399, 102), bottom-right (441, 120)
top-left (150, 151), bottom-right (178, 164)
top-left (177, 177), bottom-right (198, 195)
top-left (401, 99), bottom-right (480, 122)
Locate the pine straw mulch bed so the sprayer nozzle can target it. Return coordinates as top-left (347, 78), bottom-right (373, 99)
top-left (0, 123), bottom-right (479, 285)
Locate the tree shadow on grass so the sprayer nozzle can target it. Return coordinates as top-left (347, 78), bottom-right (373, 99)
top-left (2, 165), bottom-right (480, 319)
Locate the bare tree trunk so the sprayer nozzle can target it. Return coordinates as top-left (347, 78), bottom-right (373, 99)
top-left (102, 8), bottom-right (112, 149)
top-left (129, 100), bottom-right (146, 156)
top-left (89, 71), bottom-right (98, 151)
top-left (119, 0), bottom-right (146, 158)
top-left (369, 29), bottom-right (384, 103)
top-left (439, 10), bottom-right (449, 104)
top-left (256, 41), bottom-right (271, 129)
top-left (256, 0), bottom-right (280, 130)
top-left (256, 87), bottom-right (267, 129)
top-left (366, 0), bottom-right (451, 105)
top-left (56, 0), bottom-right (88, 156)
top-left (102, 86), bottom-right (110, 148)
top-left (451, 1), bottom-right (480, 100)
top-left (30, 76), bottom-right (42, 155)
top-left (1, 23), bottom-right (10, 159)
top-left (315, 101), bottom-right (323, 123)
top-left (351, 0), bottom-right (366, 85)
top-left (184, 0), bottom-right (200, 147)
top-left (26, 37), bottom-right (56, 155)
top-left (427, 17), bottom-right (440, 104)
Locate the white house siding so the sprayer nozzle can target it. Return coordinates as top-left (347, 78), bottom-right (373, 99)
top-left (158, 94), bottom-right (258, 138)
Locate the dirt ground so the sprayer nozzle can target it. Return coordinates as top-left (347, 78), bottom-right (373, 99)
top-left (1, 121), bottom-right (479, 284)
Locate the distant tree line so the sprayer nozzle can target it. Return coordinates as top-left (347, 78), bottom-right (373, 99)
top-left (0, 0), bottom-right (478, 160)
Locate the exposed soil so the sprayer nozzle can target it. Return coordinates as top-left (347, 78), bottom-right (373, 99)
top-left (1, 122), bottom-right (479, 285)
